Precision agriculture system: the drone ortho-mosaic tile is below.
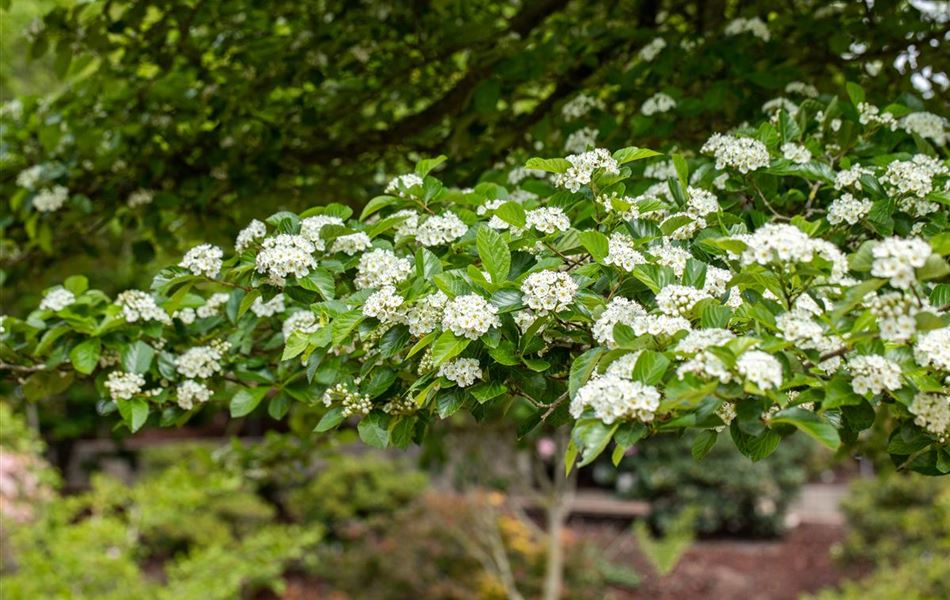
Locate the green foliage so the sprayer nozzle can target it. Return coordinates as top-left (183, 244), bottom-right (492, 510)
top-left (836, 473), bottom-right (950, 565)
top-left (633, 508), bottom-right (697, 576)
top-left (284, 454), bottom-right (427, 532)
top-left (3, 88), bottom-right (950, 475)
top-left (3, 455), bottom-right (320, 599)
top-left (806, 554), bottom-right (950, 600)
top-left (598, 433), bottom-right (812, 536)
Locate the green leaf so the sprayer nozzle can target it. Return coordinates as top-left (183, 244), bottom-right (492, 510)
top-left (415, 155), bottom-right (447, 178)
top-left (470, 381), bottom-right (507, 403)
top-left (660, 215), bottom-right (694, 236)
top-left (572, 418), bottom-right (619, 467)
top-left (917, 254), bottom-right (950, 281)
top-left (730, 422), bottom-right (781, 461)
top-left (525, 157), bottom-right (572, 174)
top-left (332, 310), bottom-right (363, 346)
top-left (671, 153), bottom-right (689, 190)
top-left (845, 81), bottom-right (865, 106)
top-left (495, 201), bottom-right (526, 228)
top-left (357, 413), bottom-right (390, 448)
top-left (632, 351), bottom-right (670, 385)
top-left (691, 430), bottom-right (718, 460)
top-left (611, 422), bottom-right (647, 466)
top-left (230, 387), bottom-right (269, 417)
top-left (613, 146), bottom-right (662, 164)
top-left (476, 226), bottom-right (511, 283)
top-left (360, 195), bottom-right (398, 220)
top-left (569, 348), bottom-right (605, 398)
top-left (282, 331), bottom-right (310, 361)
top-left (770, 408), bottom-right (841, 450)
top-left (578, 230), bottom-right (609, 262)
top-left (64, 275), bottom-right (88, 295)
top-left (121, 341), bottom-right (155, 375)
top-left (314, 406), bottom-right (345, 432)
top-left (430, 330), bottom-right (470, 365)
top-left (69, 339), bottom-right (101, 375)
top-left (299, 269), bottom-right (336, 300)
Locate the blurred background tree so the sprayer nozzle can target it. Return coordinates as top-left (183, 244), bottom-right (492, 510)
top-left (3, 0), bottom-right (947, 311)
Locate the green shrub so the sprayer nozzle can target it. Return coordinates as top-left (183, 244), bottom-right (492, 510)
top-left (3, 456), bottom-right (320, 599)
top-left (836, 473), bottom-right (950, 565)
top-left (284, 453), bottom-right (427, 531)
top-left (596, 432), bottom-right (812, 536)
top-left (808, 551), bottom-right (949, 600)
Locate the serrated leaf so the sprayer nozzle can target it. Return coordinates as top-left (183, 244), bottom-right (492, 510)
top-left (525, 157), bottom-right (572, 174)
top-left (770, 408), bottom-right (840, 449)
top-left (691, 430), bottom-right (718, 460)
top-left (572, 418), bottom-right (619, 467)
top-left (578, 230), bottom-right (609, 262)
top-left (230, 387), bottom-right (269, 417)
top-left (314, 406), bottom-right (345, 432)
top-left (613, 146), bottom-right (662, 164)
top-left (477, 226), bottom-right (511, 283)
top-left (357, 413), bottom-right (390, 448)
top-left (69, 338), bottom-right (101, 375)
top-left (430, 331), bottom-right (470, 365)
top-left (121, 341), bottom-right (155, 375)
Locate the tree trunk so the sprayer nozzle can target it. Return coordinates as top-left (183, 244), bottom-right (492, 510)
top-left (542, 431), bottom-right (576, 600)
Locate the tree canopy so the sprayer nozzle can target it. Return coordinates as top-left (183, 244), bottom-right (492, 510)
top-left (3, 0), bottom-right (947, 307)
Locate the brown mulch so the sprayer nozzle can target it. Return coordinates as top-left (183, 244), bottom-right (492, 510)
top-left (582, 522), bottom-right (868, 600)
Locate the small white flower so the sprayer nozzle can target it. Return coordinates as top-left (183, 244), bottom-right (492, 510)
top-left (909, 392), bottom-right (950, 442)
top-left (235, 219), bottom-right (267, 252)
top-left (781, 142), bottom-right (812, 164)
top-left (915, 328), bottom-right (950, 371)
top-left (385, 173), bottom-right (424, 196)
top-left (176, 379), bottom-right (212, 410)
top-left (638, 37), bottom-right (667, 62)
top-left (848, 355), bottom-right (902, 395)
top-left (406, 291), bottom-right (448, 337)
top-left (736, 350), bottom-right (783, 390)
top-left (827, 193), bottom-right (872, 225)
top-left (330, 232), bottom-right (373, 255)
top-left (33, 186), bottom-right (69, 212)
top-left (441, 294), bottom-right (500, 340)
top-left (362, 285), bottom-right (406, 324)
top-left (724, 16), bottom-right (770, 41)
top-left (592, 298), bottom-right (648, 347)
top-left (553, 148), bottom-right (620, 192)
top-left (641, 92), bottom-right (676, 116)
top-left (521, 271), bottom-right (578, 314)
top-left (655, 285), bottom-right (711, 318)
top-left (179, 244), bottom-right (223, 278)
top-left (416, 212), bottom-right (469, 247)
top-left (301, 215), bottom-right (345, 251)
top-left (39, 287), bottom-right (75, 312)
top-left (127, 189), bottom-right (154, 208)
top-left (282, 310), bottom-right (319, 339)
top-left (250, 294), bottom-right (285, 318)
top-left (604, 233), bottom-right (647, 272)
top-left (570, 374), bottom-right (660, 424)
top-left (255, 234), bottom-right (317, 282)
top-left (105, 371), bottom-right (146, 401)
top-left (438, 357), bottom-right (482, 387)
top-left (524, 207), bottom-right (571, 234)
top-left (116, 290), bottom-right (171, 324)
top-left (701, 134), bottom-right (770, 173)
top-left (870, 237), bottom-right (931, 289)
top-left (354, 249), bottom-right (414, 289)
top-left (175, 344), bottom-right (226, 379)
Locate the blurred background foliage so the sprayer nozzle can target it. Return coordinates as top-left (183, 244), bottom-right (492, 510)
top-left (2, 0), bottom-right (947, 312)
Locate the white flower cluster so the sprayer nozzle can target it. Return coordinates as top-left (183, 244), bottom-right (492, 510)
top-left (256, 234), bottom-right (316, 281)
top-left (592, 297), bottom-right (647, 347)
top-left (507, 167), bottom-right (546, 185)
top-left (655, 285), bottom-right (711, 318)
top-left (641, 92), bottom-right (676, 116)
top-left (127, 189), bottom-right (154, 208)
top-left (781, 142), bottom-right (812, 164)
top-left (763, 97), bottom-right (799, 119)
top-left (901, 111), bottom-right (948, 145)
top-left (524, 207), bottom-right (571, 234)
top-left (441, 294), bottom-right (501, 339)
top-left (915, 328), bottom-right (950, 372)
top-left (195, 292), bottom-right (229, 319)
top-left (362, 286), bottom-right (406, 324)
top-left (16, 165), bottom-right (44, 189)
top-left (321, 382), bottom-right (373, 417)
top-left (910, 392), bottom-right (950, 442)
top-left (561, 94), bottom-right (605, 120)
top-left (880, 154), bottom-right (947, 198)
top-left (175, 343), bottom-right (227, 379)
top-left (826, 193), bottom-right (872, 225)
top-left (571, 375), bottom-right (660, 424)
top-left (553, 148), bottom-right (619, 192)
top-left (301, 215), bottom-right (345, 251)
top-left (330, 232), bottom-right (373, 255)
top-left (738, 223), bottom-right (822, 266)
top-left (603, 352), bottom-right (642, 379)
top-left (406, 291), bottom-right (448, 336)
top-left (564, 127), bottom-right (599, 154)
top-left (674, 329), bottom-right (736, 383)
top-left (176, 380), bottom-right (212, 410)
top-left (393, 209), bottom-right (420, 237)
top-left (866, 291), bottom-right (925, 342)
top-left (701, 134), bottom-right (770, 173)
top-left (664, 187), bottom-right (720, 239)
top-left (416, 212), bottom-right (468, 246)
top-left (638, 37), bottom-right (667, 62)
top-left (438, 357), bottom-right (482, 387)
top-left (736, 350), bottom-right (783, 390)
top-left (784, 81), bottom-right (819, 97)
top-left (629, 314), bottom-right (692, 338)
top-left (282, 310), bottom-right (319, 339)
top-left (857, 103), bottom-right (898, 130)
top-left (39, 287), bottom-right (75, 312)
top-left (724, 16), bottom-right (771, 41)
top-left (520, 270), bottom-right (578, 314)
top-left (179, 244), bottom-right (223, 278)
top-left (250, 294), bottom-right (285, 317)
top-left (649, 241), bottom-right (693, 276)
top-left (870, 236), bottom-right (931, 289)
top-left (604, 233), bottom-right (647, 272)
top-left (235, 219), bottom-right (266, 252)
top-left (33, 186), bottom-right (69, 212)
top-left (848, 355), bottom-right (902, 395)
top-left (385, 173), bottom-right (423, 196)
top-left (116, 290), bottom-right (171, 324)
top-left (105, 371), bottom-right (146, 401)
top-left (354, 248), bottom-right (414, 289)
top-left (644, 160), bottom-right (677, 180)
top-left (834, 164), bottom-right (873, 190)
